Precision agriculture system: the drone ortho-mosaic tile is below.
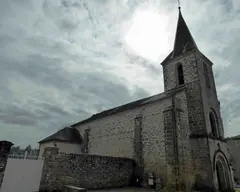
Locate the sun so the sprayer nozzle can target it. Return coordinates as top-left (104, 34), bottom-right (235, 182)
top-left (125, 8), bottom-right (170, 62)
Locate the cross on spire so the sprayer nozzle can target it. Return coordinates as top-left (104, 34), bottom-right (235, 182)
top-left (178, 0), bottom-right (181, 10)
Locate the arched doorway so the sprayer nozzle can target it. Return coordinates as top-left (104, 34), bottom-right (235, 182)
top-left (215, 155), bottom-right (231, 191)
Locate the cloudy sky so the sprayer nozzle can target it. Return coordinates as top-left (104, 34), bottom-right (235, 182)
top-left (0, 0), bottom-right (239, 148)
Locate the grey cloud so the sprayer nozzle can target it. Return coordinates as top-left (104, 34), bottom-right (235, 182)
top-left (41, 103), bottom-right (71, 116)
top-left (72, 109), bottom-right (91, 118)
top-left (0, 115), bottom-right (36, 126)
top-left (0, 104), bottom-right (37, 126)
top-left (0, 0), bottom-right (239, 147)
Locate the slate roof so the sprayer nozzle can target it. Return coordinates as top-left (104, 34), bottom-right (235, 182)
top-left (172, 9), bottom-right (198, 57)
top-left (161, 9), bottom-right (198, 65)
top-left (72, 86), bottom-right (186, 127)
top-left (39, 127), bottom-right (83, 144)
top-left (0, 141), bottom-right (14, 147)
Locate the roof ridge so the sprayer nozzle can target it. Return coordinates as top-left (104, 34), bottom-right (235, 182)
top-left (38, 127), bottom-right (82, 144)
top-left (72, 86), bottom-right (186, 127)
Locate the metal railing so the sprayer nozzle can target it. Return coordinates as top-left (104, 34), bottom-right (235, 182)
top-left (8, 154), bottom-right (44, 160)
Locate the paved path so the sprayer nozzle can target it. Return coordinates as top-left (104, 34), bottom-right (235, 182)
top-left (89, 188), bottom-right (155, 192)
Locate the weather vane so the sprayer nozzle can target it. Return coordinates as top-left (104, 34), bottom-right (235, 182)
top-left (178, 0), bottom-right (181, 10)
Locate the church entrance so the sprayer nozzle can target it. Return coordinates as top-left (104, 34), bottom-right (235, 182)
top-left (215, 155), bottom-right (231, 191)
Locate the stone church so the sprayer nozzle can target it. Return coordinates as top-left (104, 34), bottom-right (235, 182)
top-left (39, 8), bottom-right (234, 191)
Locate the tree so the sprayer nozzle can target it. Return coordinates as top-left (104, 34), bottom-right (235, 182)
top-left (10, 146), bottom-right (21, 154)
top-left (25, 145), bottom-right (32, 152)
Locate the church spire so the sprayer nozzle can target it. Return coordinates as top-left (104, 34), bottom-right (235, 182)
top-left (161, 5), bottom-right (199, 65)
top-left (172, 8), bottom-right (198, 57)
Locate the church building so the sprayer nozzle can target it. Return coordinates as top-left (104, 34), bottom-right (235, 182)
top-left (39, 7), bottom-right (234, 191)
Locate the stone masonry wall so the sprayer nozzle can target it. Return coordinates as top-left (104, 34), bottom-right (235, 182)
top-left (227, 139), bottom-right (240, 183)
top-left (162, 51), bottom-right (217, 190)
top-left (197, 54), bottom-right (224, 138)
top-left (174, 91), bottom-right (192, 185)
top-left (163, 107), bottom-right (177, 188)
top-left (162, 52), bottom-right (199, 93)
top-left (162, 90), bottom-right (192, 191)
top-left (0, 142), bottom-right (13, 189)
top-left (196, 53), bottom-right (233, 189)
top-left (0, 154), bottom-right (8, 189)
top-left (75, 97), bottom-right (173, 182)
top-left (40, 147), bottom-right (136, 190)
top-left (183, 54), bottom-right (213, 189)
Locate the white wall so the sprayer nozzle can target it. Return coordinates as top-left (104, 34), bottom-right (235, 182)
top-left (39, 141), bottom-right (82, 157)
top-left (1, 157), bottom-right (44, 192)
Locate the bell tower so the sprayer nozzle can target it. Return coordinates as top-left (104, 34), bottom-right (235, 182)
top-left (161, 7), bottom-right (233, 191)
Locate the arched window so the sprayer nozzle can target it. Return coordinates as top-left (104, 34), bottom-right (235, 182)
top-left (209, 110), bottom-right (218, 137)
top-left (177, 64), bottom-right (184, 85)
top-left (203, 63), bottom-right (211, 88)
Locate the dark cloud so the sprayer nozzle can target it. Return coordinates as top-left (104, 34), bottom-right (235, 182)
top-left (0, 0), bottom-right (239, 147)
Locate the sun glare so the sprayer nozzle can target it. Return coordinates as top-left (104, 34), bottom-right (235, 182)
top-left (125, 8), bottom-right (170, 62)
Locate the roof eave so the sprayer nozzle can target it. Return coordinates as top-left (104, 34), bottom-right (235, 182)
top-left (72, 86), bottom-right (187, 127)
top-left (39, 138), bottom-right (82, 145)
top-left (0, 140), bottom-right (14, 146)
top-left (225, 137), bottom-right (240, 141)
top-left (196, 50), bottom-right (214, 66)
top-left (160, 52), bottom-right (173, 66)
top-left (161, 48), bottom-right (198, 66)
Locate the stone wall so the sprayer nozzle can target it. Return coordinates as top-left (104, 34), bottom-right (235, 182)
top-left (161, 51), bottom-right (220, 190)
top-left (75, 97), bottom-right (171, 161)
top-left (163, 107), bottom-right (176, 188)
top-left (175, 91), bottom-right (192, 189)
top-left (196, 53), bottom-right (224, 138)
top-left (162, 89), bottom-right (192, 191)
top-left (72, 88), bottom-right (193, 189)
top-left (0, 154), bottom-right (8, 189)
top-left (0, 141), bottom-right (13, 189)
top-left (227, 139), bottom-right (240, 183)
top-left (162, 49), bottom-right (234, 190)
top-left (40, 147), bottom-right (136, 191)
top-left (74, 96), bottom-right (173, 185)
top-left (195, 52), bottom-right (233, 190)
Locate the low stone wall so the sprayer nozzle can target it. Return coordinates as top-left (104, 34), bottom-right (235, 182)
top-left (0, 141), bottom-right (13, 189)
top-left (0, 155), bottom-right (8, 188)
top-left (40, 147), bottom-right (136, 191)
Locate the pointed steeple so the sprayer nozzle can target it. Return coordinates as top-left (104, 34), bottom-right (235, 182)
top-left (161, 8), bottom-right (198, 64)
top-left (172, 8), bottom-right (198, 57)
